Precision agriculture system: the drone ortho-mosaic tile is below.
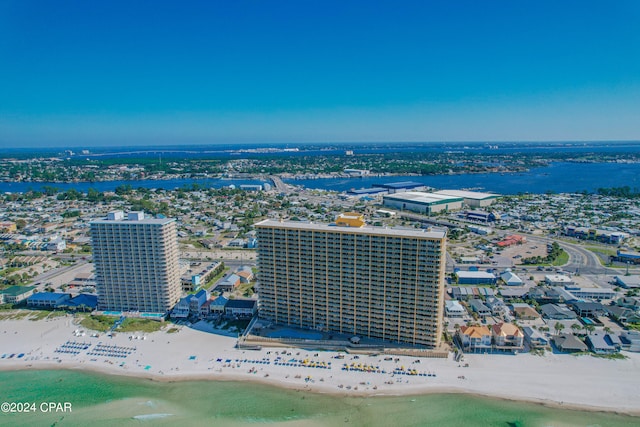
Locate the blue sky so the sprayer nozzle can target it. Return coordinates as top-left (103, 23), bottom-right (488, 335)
top-left (1, 1), bottom-right (639, 147)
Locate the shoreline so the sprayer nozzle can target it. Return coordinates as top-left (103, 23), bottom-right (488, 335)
top-left (2, 316), bottom-right (640, 417)
top-left (3, 363), bottom-right (639, 417)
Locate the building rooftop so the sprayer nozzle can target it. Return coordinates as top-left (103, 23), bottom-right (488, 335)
top-left (226, 299), bottom-right (257, 309)
top-left (255, 219), bottom-right (446, 239)
top-left (460, 325), bottom-right (491, 338)
top-left (456, 271), bottom-right (496, 279)
top-left (0, 285), bottom-right (36, 296)
top-left (383, 191), bottom-right (463, 205)
top-left (91, 211), bottom-right (175, 225)
top-left (27, 292), bottom-right (69, 301)
top-left (492, 322), bottom-right (523, 337)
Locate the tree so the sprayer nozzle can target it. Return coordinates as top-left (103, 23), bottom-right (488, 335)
top-left (554, 322), bottom-right (565, 335)
top-left (585, 324), bottom-right (595, 335)
top-left (571, 323), bottom-right (582, 334)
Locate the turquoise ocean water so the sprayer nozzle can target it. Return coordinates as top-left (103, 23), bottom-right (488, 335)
top-left (0, 370), bottom-right (637, 427)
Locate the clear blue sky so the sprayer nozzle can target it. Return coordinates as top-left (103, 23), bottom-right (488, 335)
top-left (1, 0), bottom-right (639, 147)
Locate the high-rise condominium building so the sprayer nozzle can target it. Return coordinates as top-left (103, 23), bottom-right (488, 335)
top-left (91, 211), bottom-right (181, 313)
top-left (255, 218), bottom-right (447, 348)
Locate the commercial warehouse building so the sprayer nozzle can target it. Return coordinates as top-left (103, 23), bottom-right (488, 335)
top-left (255, 219), bottom-right (447, 348)
top-left (432, 190), bottom-right (500, 208)
top-left (383, 192), bottom-right (463, 215)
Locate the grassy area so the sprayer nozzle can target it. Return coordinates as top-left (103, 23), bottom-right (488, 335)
top-left (0, 311), bottom-right (28, 321)
top-left (236, 281), bottom-right (255, 297)
top-left (118, 318), bottom-right (165, 333)
top-left (220, 318), bottom-right (251, 333)
top-left (180, 239), bottom-right (205, 248)
top-left (48, 310), bottom-right (68, 319)
top-left (592, 353), bottom-right (628, 360)
top-left (29, 310), bottom-right (54, 321)
top-left (0, 310), bottom-right (31, 320)
top-left (206, 267), bottom-right (229, 288)
top-left (79, 314), bottom-right (118, 332)
top-left (585, 246), bottom-right (618, 257)
top-left (166, 327), bottom-right (180, 334)
top-left (551, 250), bottom-right (570, 266)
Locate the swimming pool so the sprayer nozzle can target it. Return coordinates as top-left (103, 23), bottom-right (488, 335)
top-left (265, 328), bottom-right (323, 340)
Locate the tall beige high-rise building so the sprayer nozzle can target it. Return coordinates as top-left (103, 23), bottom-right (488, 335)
top-left (255, 219), bottom-right (447, 348)
top-left (91, 211), bottom-right (181, 313)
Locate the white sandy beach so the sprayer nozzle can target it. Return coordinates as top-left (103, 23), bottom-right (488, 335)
top-left (1, 315), bottom-right (639, 415)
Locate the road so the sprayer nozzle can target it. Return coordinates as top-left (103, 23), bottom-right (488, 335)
top-left (392, 209), bottom-right (640, 276)
top-left (270, 176), bottom-right (291, 194)
top-left (30, 260), bottom-right (91, 291)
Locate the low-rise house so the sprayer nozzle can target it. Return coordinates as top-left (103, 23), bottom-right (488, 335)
top-left (199, 238), bottom-right (219, 249)
top-left (522, 326), bottom-right (549, 348)
top-left (619, 331), bottom-right (640, 352)
top-left (510, 303), bottom-right (540, 320)
top-left (499, 287), bottom-right (528, 301)
top-left (216, 274), bottom-right (241, 292)
top-left (26, 292), bottom-right (71, 309)
top-left (548, 286), bottom-right (577, 303)
top-left (527, 287), bottom-right (554, 304)
top-left (210, 295), bottom-right (228, 314)
top-left (492, 323), bottom-right (524, 351)
top-left (606, 306), bottom-right (634, 323)
top-left (469, 299), bottom-right (491, 317)
top-left (565, 287), bottom-right (616, 301)
top-left (172, 290), bottom-right (208, 319)
top-left (614, 275), bottom-right (640, 289)
top-left (451, 286), bottom-right (494, 301)
top-left (586, 332), bottom-right (621, 354)
top-left (457, 325), bottom-right (492, 353)
top-left (445, 300), bottom-right (466, 317)
top-left (200, 300), bottom-right (213, 318)
top-left (570, 301), bottom-right (606, 318)
top-left (540, 303), bottom-right (577, 320)
top-left (455, 271), bottom-right (496, 285)
top-left (227, 238), bottom-right (246, 248)
top-left (545, 274), bottom-right (573, 286)
top-left (615, 296), bottom-right (640, 310)
top-left (225, 299), bottom-right (257, 317)
top-left (65, 294), bottom-right (98, 311)
top-left (236, 266), bottom-right (255, 283)
top-left (484, 296), bottom-right (507, 316)
top-left (553, 334), bottom-right (588, 353)
top-left (0, 286), bottom-right (36, 304)
top-left (500, 270), bottom-right (523, 286)
top-left (171, 298), bottom-right (191, 319)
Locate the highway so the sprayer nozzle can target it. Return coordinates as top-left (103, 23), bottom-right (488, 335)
top-left (270, 176), bottom-right (291, 194)
top-left (391, 209), bottom-right (639, 276)
top-left (29, 260), bottom-right (91, 291)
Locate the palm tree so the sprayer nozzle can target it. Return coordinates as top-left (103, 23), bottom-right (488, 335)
top-left (554, 322), bottom-right (565, 336)
top-left (571, 323), bottom-right (582, 335)
top-left (585, 324), bottom-right (595, 335)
